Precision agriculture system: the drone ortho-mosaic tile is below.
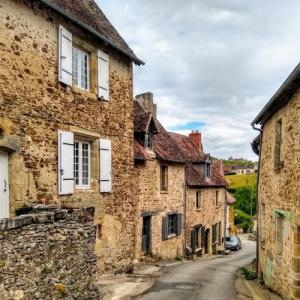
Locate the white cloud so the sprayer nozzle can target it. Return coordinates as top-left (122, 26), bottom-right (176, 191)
top-left (97, 0), bottom-right (300, 160)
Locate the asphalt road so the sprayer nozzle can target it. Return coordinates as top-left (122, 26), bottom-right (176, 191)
top-left (139, 236), bottom-right (256, 300)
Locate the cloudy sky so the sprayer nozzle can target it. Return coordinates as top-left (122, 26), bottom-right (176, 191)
top-left (98, 0), bottom-right (300, 160)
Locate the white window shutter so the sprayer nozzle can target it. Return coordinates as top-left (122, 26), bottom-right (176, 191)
top-left (100, 139), bottom-right (112, 192)
top-left (97, 50), bottom-right (109, 100)
top-left (58, 130), bottom-right (74, 195)
top-left (59, 25), bottom-right (73, 86)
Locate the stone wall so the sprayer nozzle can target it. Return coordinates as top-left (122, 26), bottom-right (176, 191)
top-left (0, 0), bottom-right (136, 272)
top-left (185, 187), bottom-right (225, 254)
top-left (134, 159), bottom-right (185, 260)
top-left (258, 88), bottom-right (300, 298)
top-left (0, 207), bottom-right (100, 300)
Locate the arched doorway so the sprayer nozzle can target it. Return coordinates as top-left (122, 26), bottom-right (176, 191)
top-left (204, 228), bottom-right (210, 254)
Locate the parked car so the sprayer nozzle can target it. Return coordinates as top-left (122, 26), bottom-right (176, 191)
top-left (225, 236), bottom-right (242, 251)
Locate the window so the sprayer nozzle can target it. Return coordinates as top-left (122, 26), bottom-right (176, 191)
top-left (276, 213), bottom-right (284, 255)
top-left (74, 140), bottom-right (91, 188)
top-left (274, 119), bottom-right (283, 168)
top-left (216, 190), bottom-right (220, 206)
top-left (168, 214), bottom-right (177, 235)
top-left (144, 132), bottom-right (153, 149)
top-left (260, 204), bottom-right (266, 244)
top-left (195, 227), bottom-right (201, 248)
top-left (160, 166), bottom-right (168, 191)
top-left (205, 163), bottom-right (211, 179)
top-left (162, 213), bottom-right (182, 240)
top-left (72, 47), bottom-right (89, 90)
top-left (196, 191), bottom-right (201, 209)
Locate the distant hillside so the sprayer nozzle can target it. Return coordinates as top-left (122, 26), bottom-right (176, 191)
top-left (225, 173), bottom-right (257, 189)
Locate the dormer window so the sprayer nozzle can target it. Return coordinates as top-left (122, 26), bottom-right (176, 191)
top-left (205, 163), bottom-right (211, 179)
top-left (144, 132), bottom-right (153, 149)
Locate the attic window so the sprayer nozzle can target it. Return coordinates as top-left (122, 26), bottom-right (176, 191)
top-left (144, 132), bottom-right (153, 149)
top-left (205, 163), bottom-right (211, 179)
top-left (0, 128), bottom-right (4, 140)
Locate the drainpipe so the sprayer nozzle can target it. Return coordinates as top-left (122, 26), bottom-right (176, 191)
top-left (224, 189), bottom-right (227, 251)
top-left (252, 123), bottom-right (263, 277)
top-left (183, 163), bottom-right (189, 256)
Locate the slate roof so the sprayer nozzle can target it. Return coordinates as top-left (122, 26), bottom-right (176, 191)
top-left (252, 62), bottom-right (300, 125)
top-left (40, 0), bottom-right (143, 65)
top-left (168, 132), bottom-right (207, 162)
top-left (186, 161), bottom-right (227, 188)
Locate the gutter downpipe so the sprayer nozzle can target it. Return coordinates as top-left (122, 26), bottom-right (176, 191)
top-left (224, 188), bottom-right (228, 251)
top-left (252, 122), bottom-right (263, 277)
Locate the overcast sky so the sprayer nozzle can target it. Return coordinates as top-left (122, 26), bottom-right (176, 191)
top-left (98, 0), bottom-right (300, 160)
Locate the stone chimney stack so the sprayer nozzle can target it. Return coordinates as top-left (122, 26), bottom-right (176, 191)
top-left (136, 92), bottom-right (157, 119)
top-left (189, 130), bottom-right (203, 153)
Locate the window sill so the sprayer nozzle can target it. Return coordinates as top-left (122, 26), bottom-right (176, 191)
top-left (274, 162), bottom-right (284, 172)
top-left (72, 86), bottom-right (97, 100)
top-left (195, 208), bottom-right (202, 212)
top-left (166, 233), bottom-right (179, 240)
top-left (75, 186), bottom-right (92, 191)
top-left (160, 190), bottom-right (168, 194)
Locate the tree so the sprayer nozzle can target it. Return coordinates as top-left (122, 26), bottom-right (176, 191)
top-left (234, 209), bottom-right (253, 232)
top-left (234, 187), bottom-right (256, 216)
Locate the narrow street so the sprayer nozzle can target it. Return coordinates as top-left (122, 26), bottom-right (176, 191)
top-left (139, 236), bottom-right (256, 300)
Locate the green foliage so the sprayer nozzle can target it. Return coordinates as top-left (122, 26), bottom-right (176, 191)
top-left (241, 267), bottom-right (258, 280)
top-left (225, 173), bottom-right (257, 189)
top-left (234, 187), bottom-right (257, 216)
top-left (234, 209), bottom-right (253, 231)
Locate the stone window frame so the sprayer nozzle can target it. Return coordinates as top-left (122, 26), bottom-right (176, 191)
top-left (215, 190), bottom-right (220, 206)
top-left (275, 211), bottom-right (284, 256)
top-left (196, 191), bottom-right (201, 209)
top-left (160, 165), bottom-right (168, 192)
top-left (72, 46), bottom-right (90, 91)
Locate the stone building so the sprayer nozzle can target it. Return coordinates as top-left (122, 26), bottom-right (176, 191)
top-left (134, 93), bottom-right (229, 260)
top-left (252, 63), bottom-right (300, 298)
top-left (0, 0), bottom-right (143, 272)
top-left (134, 94), bottom-right (185, 260)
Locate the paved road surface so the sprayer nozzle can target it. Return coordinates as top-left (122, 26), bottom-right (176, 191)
top-left (139, 236), bottom-right (256, 300)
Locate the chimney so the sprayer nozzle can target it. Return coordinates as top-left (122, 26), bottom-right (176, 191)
top-left (189, 130), bottom-right (203, 153)
top-left (136, 92), bottom-right (157, 119)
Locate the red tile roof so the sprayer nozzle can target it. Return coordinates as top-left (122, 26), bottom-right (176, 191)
top-left (134, 101), bottom-right (153, 133)
top-left (168, 132), bottom-right (207, 162)
top-left (186, 160), bottom-right (227, 187)
top-left (153, 122), bottom-right (185, 163)
top-left (134, 140), bottom-right (151, 161)
top-left (41, 0), bottom-right (143, 64)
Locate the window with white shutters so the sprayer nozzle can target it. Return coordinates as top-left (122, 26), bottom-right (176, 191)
top-left (97, 50), bottom-right (109, 100)
top-left (74, 140), bottom-right (91, 188)
top-left (58, 26), bottom-right (73, 86)
top-left (100, 139), bottom-right (112, 192)
top-left (58, 131), bottom-right (74, 195)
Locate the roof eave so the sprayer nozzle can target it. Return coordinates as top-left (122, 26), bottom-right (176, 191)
top-left (40, 0), bottom-right (145, 66)
top-left (252, 63), bottom-right (300, 125)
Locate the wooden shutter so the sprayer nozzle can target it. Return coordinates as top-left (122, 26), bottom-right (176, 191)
top-left (162, 217), bottom-right (168, 241)
top-left (100, 139), bottom-right (112, 192)
top-left (177, 213), bottom-right (183, 235)
top-left (97, 50), bottom-right (109, 100)
top-left (58, 25), bottom-right (73, 86)
top-left (58, 130), bottom-right (74, 195)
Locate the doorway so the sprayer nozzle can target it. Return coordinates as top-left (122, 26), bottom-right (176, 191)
top-left (0, 150), bottom-right (9, 218)
top-left (142, 216), bottom-right (151, 254)
top-left (204, 228), bottom-right (210, 254)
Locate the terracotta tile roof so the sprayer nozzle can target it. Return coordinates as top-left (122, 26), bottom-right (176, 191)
top-left (168, 132), bottom-right (207, 162)
top-left (40, 0), bottom-right (143, 65)
top-left (186, 160), bottom-right (227, 187)
top-left (153, 122), bottom-right (185, 163)
top-left (134, 140), bottom-right (151, 161)
top-left (134, 101), bottom-right (153, 133)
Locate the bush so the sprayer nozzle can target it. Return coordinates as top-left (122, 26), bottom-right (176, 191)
top-left (234, 209), bottom-right (253, 232)
top-left (241, 267), bottom-right (257, 280)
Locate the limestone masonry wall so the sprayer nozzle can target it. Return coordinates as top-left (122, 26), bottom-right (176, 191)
top-left (0, 206), bottom-right (100, 300)
top-left (258, 88), bottom-right (300, 299)
top-left (0, 0), bottom-right (136, 272)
